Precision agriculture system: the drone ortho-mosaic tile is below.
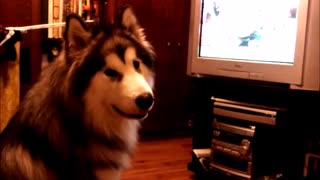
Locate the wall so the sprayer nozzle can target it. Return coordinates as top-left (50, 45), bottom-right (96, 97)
top-left (0, 41), bottom-right (20, 131)
top-left (0, 0), bottom-right (43, 97)
top-left (0, 0), bottom-right (42, 130)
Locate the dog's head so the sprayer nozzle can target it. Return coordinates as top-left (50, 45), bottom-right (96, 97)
top-left (61, 6), bottom-right (155, 132)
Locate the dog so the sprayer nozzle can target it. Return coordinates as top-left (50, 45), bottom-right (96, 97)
top-left (0, 5), bottom-right (155, 180)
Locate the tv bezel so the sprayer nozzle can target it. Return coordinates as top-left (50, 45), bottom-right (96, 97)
top-left (187, 0), bottom-right (310, 85)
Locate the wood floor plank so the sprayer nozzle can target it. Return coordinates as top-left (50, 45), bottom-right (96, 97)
top-left (122, 137), bottom-right (196, 180)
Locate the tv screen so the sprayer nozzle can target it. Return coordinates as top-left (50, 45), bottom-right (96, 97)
top-left (199, 0), bottom-right (300, 64)
top-left (187, 0), bottom-right (320, 90)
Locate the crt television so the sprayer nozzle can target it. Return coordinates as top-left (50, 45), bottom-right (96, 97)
top-left (187, 0), bottom-right (319, 91)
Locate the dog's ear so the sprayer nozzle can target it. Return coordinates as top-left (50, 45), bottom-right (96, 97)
top-left (64, 14), bottom-right (91, 52)
top-left (116, 6), bottom-right (145, 42)
top-left (116, 5), bottom-right (154, 57)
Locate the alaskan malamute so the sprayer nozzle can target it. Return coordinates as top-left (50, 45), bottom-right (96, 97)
top-left (0, 5), bottom-right (155, 180)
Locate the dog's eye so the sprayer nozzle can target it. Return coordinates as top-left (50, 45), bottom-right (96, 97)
top-left (133, 60), bottom-right (140, 70)
top-left (104, 69), bottom-right (119, 78)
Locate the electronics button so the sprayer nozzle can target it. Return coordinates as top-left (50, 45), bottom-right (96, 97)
top-left (249, 72), bottom-right (264, 80)
top-left (213, 130), bottom-right (220, 137)
top-left (223, 148), bottom-right (231, 153)
top-left (212, 139), bottom-right (224, 147)
top-left (216, 146), bottom-right (223, 151)
top-left (231, 150), bottom-right (241, 157)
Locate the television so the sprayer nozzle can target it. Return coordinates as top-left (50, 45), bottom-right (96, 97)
top-left (187, 0), bottom-right (319, 91)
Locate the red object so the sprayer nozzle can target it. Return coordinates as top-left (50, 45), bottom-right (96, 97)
top-left (83, 5), bottom-right (90, 11)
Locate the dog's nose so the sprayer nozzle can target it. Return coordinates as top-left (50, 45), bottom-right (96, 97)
top-left (135, 93), bottom-right (154, 110)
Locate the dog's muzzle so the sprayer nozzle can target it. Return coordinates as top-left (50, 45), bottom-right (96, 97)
top-left (112, 92), bottom-right (154, 120)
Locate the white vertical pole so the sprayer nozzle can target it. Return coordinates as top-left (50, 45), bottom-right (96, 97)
top-left (48, 0), bottom-right (53, 37)
top-left (58, 0), bottom-right (64, 38)
top-left (78, 0), bottom-right (83, 17)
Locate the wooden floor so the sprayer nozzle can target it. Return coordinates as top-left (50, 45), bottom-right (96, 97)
top-left (121, 137), bottom-right (196, 180)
